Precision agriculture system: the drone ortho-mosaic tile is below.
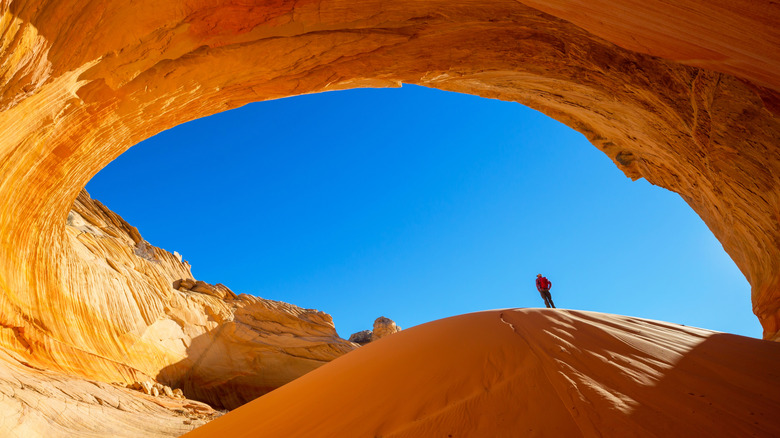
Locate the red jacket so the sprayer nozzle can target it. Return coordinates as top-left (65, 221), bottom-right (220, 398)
top-left (536, 276), bottom-right (551, 291)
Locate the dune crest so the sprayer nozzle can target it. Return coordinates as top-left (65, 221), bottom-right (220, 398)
top-left (185, 309), bottom-right (780, 437)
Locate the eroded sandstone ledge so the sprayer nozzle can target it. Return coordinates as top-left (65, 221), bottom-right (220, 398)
top-left (0, 0), bottom-right (778, 419)
top-left (0, 348), bottom-right (220, 437)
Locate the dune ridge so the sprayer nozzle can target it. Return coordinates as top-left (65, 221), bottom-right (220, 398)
top-left (185, 309), bottom-right (780, 437)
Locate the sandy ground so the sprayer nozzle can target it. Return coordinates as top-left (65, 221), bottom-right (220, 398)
top-left (183, 308), bottom-right (780, 437)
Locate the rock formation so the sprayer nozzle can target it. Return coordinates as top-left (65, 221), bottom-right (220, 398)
top-left (183, 309), bottom-right (780, 437)
top-left (348, 330), bottom-right (372, 345)
top-left (32, 189), bottom-right (356, 411)
top-left (348, 316), bottom-right (402, 345)
top-left (124, 380), bottom-right (185, 400)
top-left (0, 348), bottom-right (220, 437)
top-left (0, 191), bottom-right (354, 437)
top-left (372, 317), bottom-right (402, 342)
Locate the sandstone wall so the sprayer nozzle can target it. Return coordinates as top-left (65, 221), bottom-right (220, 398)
top-left (0, 0), bottom-right (778, 401)
top-left (19, 189), bottom-right (356, 409)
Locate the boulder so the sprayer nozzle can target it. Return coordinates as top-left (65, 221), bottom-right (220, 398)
top-left (372, 317), bottom-right (401, 342)
top-left (348, 330), bottom-right (372, 345)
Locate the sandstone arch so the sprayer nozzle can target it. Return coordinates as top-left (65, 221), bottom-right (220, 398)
top-left (0, 0), bottom-right (778, 396)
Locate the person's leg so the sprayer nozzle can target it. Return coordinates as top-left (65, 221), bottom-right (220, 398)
top-left (545, 290), bottom-right (556, 308)
top-left (539, 291), bottom-right (551, 308)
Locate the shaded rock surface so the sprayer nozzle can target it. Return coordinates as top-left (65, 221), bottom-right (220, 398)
top-left (348, 330), bottom-right (372, 345)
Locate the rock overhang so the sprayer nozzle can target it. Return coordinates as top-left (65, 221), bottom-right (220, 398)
top-left (0, 0), bottom-right (778, 398)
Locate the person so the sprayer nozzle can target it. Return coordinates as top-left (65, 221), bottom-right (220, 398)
top-left (536, 274), bottom-right (555, 308)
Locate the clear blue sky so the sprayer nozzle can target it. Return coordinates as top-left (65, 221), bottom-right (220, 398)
top-left (86, 84), bottom-right (758, 339)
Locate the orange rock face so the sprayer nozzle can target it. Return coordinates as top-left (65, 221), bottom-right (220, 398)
top-left (0, 0), bottom-right (779, 419)
top-left (32, 190), bottom-right (356, 410)
top-left (517, 0), bottom-right (780, 90)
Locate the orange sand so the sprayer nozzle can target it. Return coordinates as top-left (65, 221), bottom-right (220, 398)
top-left (184, 309), bottom-right (780, 437)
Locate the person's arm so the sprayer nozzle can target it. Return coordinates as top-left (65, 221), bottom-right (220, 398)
top-left (548, 280), bottom-right (552, 290)
top-left (536, 279), bottom-right (541, 291)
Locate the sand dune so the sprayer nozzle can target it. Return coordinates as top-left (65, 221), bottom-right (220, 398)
top-left (184, 309), bottom-right (780, 437)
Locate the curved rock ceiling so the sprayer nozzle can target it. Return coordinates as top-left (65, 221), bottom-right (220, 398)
top-left (0, 0), bottom-right (778, 394)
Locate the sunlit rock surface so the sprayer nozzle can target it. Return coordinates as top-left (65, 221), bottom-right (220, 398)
top-left (47, 190), bottom-right (355, 410)
top-left (372, 316), bottom-right (401, 342)
top-left (0, 348), bottom-right (220, 437)
top-left (348, 316), bottom-right (401, 345)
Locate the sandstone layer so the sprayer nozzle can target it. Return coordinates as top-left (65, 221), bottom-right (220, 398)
top-left (0, 348), bottom-right (219, 438)
top-left (0, 0), bottom-right (779, 422)
top-left (184, 309), bottom-right (780, 437)
top-left (43, 190), bottom-right (355, 410)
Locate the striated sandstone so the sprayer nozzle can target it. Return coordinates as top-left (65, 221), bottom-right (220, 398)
top-left (0, 1), bottom-right (778, 345)
top-left (0, 348), bottom-right (219, 437)
top-left (174, 278), bottom-right (237, 300)
top-left (16, 189), bottom-right (357, 411)
top-left (0, 3), bottom-right (778, 432)
top-left (516, 0), bottom-right (780, 91)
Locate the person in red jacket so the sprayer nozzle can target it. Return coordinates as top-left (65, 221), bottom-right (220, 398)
top-left (536, 274), bottom-right (555, 308)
